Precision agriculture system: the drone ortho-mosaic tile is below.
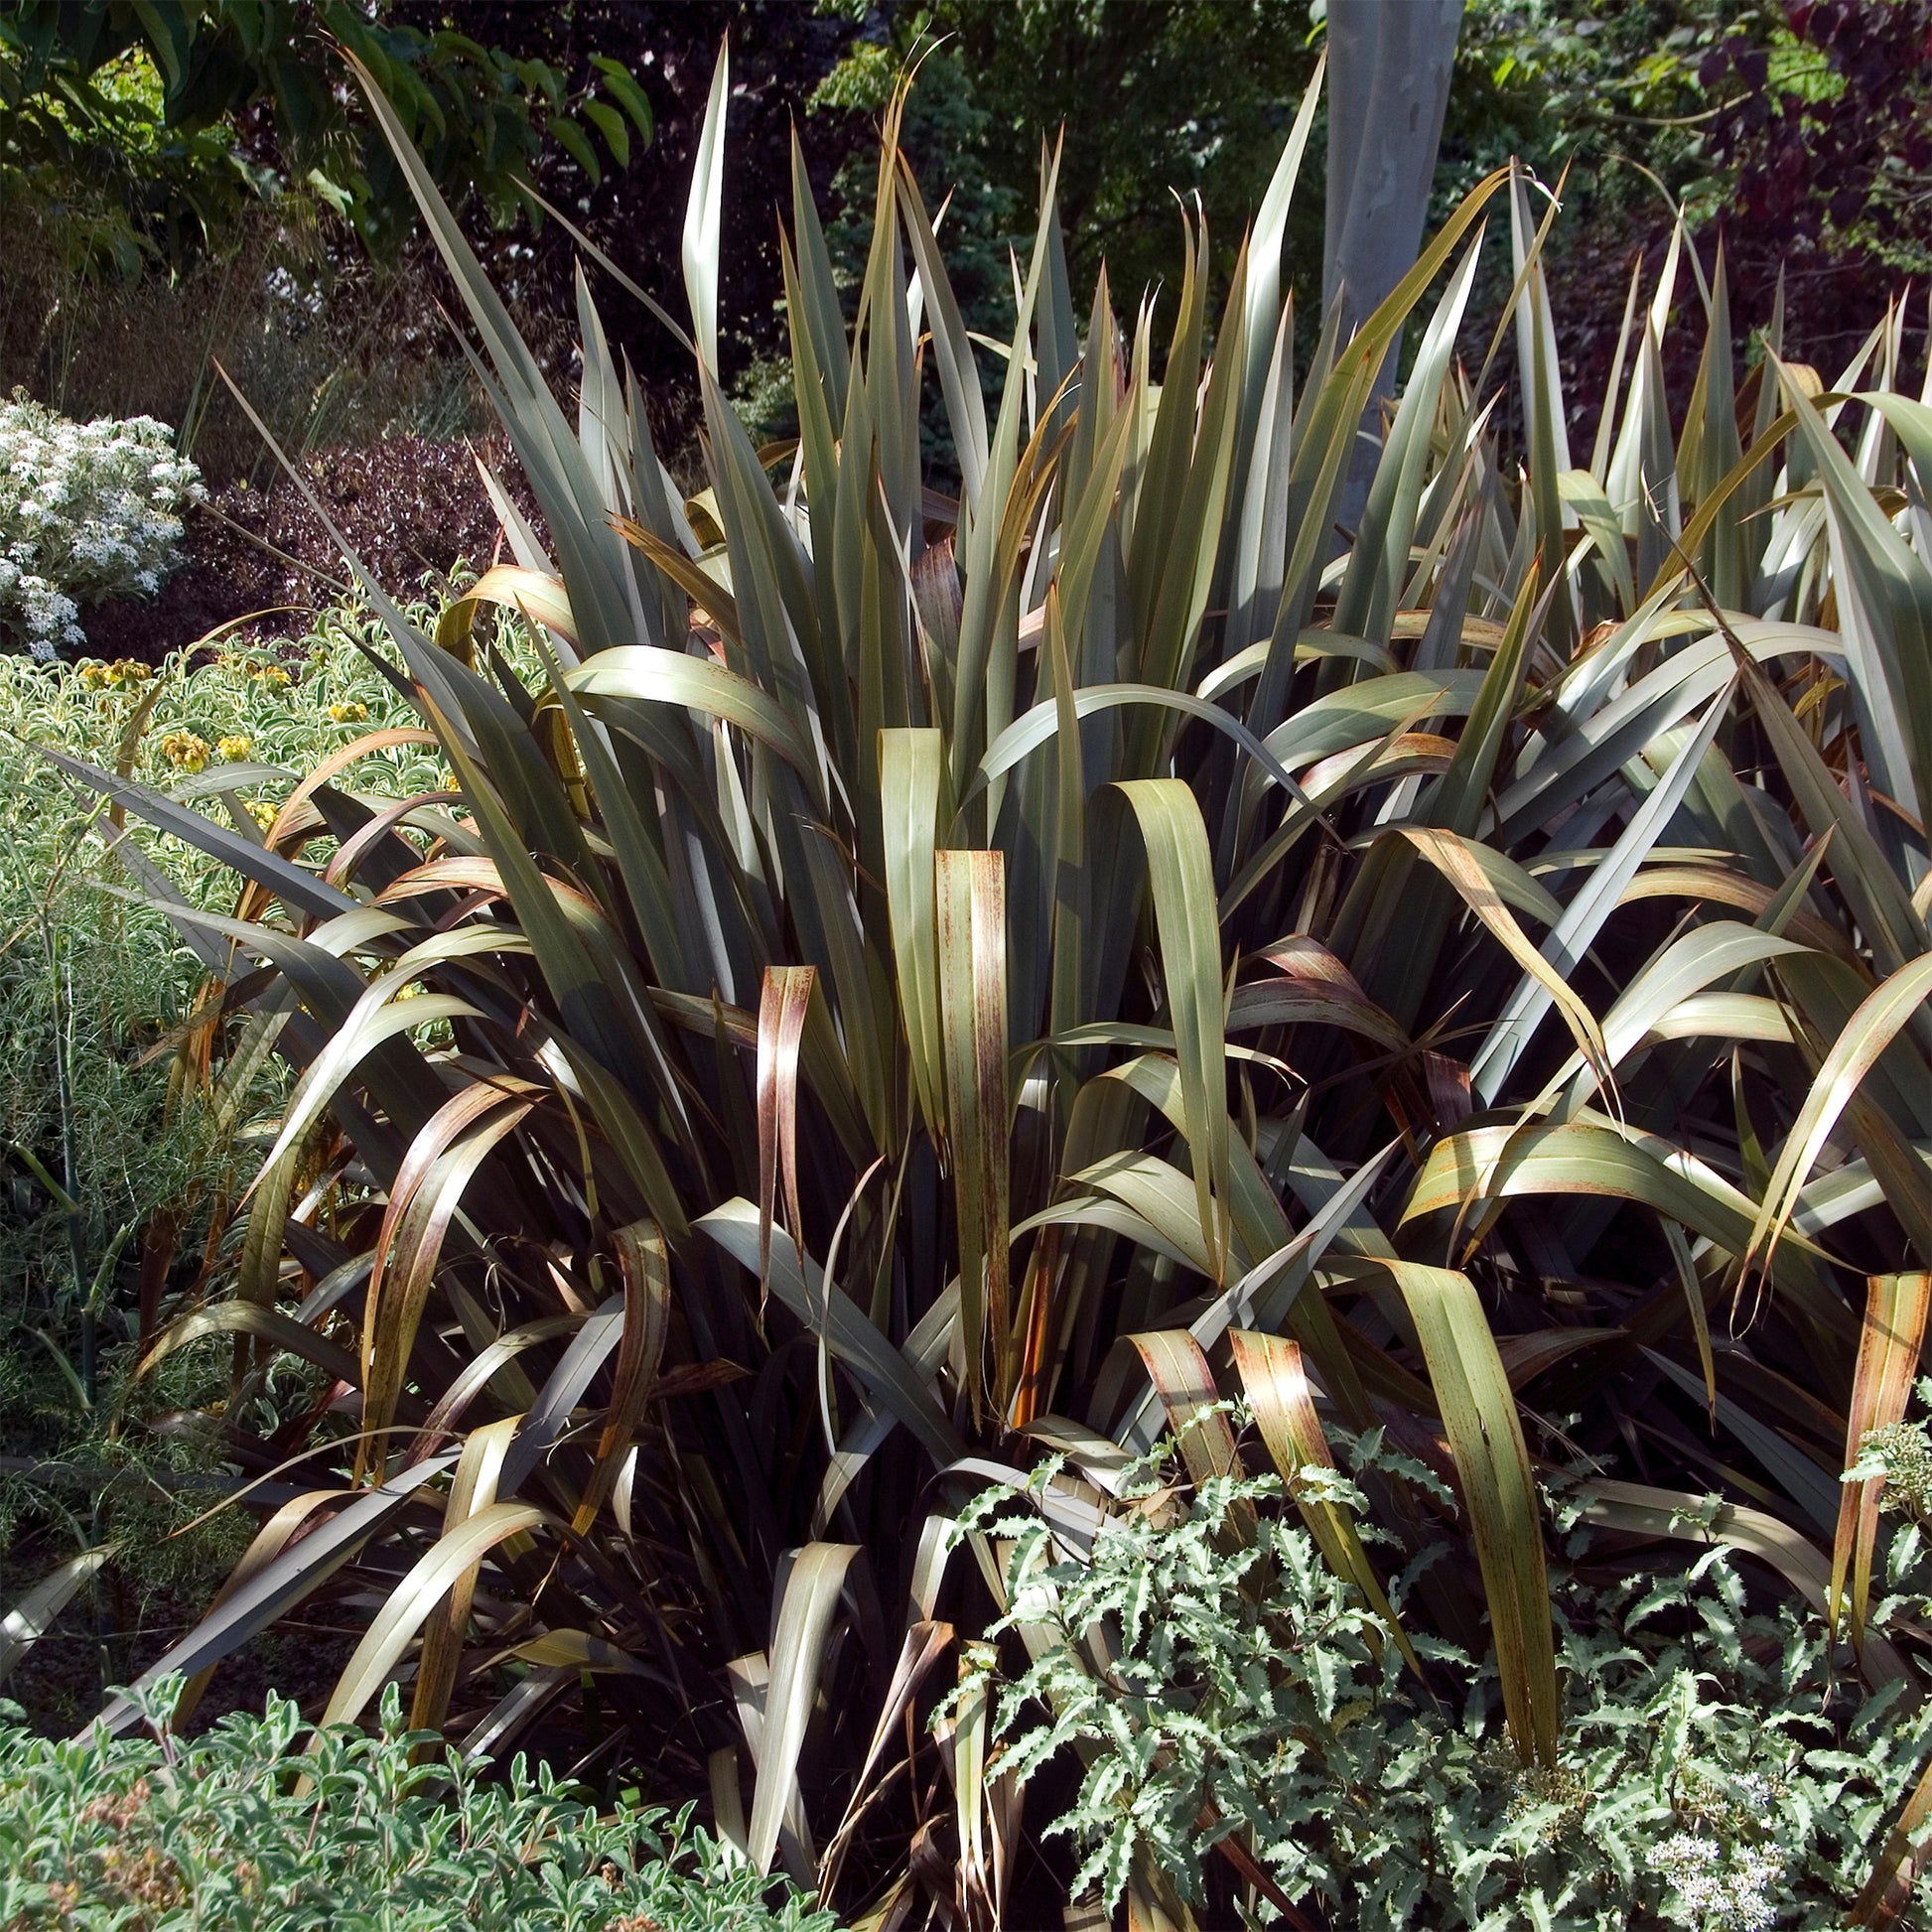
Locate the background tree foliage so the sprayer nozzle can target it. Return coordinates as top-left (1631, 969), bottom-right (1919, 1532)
top-left (0, 0), bottom-right (651, 265)
top-left (3, 0), bottom-right (1925, 484)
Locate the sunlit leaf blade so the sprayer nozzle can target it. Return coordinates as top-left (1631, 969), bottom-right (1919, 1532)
top-left (1227, 1330), bottom-right (1421, 1674)
top-left (359, 1096), bottom-right (533, 1483)
top-left (1116, 781), bottom-right (1229, 1280)
top-left (699, 1203), bottom-right (964, 1465)
top-left (1744, 953), bottom-right (1932, 1286)
top-left (1128, 1330), bottom-right (1241, 1488)
top-left (682, 35), bottom-right (729, 372)
top-left (571, 1222), bottom-right (671, 1537)
top-left (936, 850), bottom-right (1011, 1416)
top-left (1832, 1273), bottom-right (1931, 1648)
top-left (172, 1491), bottom-right (346, 1728)
top-left (1775, 354), bottom-right (1932, 829)
top-left (0, 1549), bottom-right (112, 1686)
top-left (1400, 826), bottom-right (1612, 1096)
top-left (1385, 1262), bottom-right (1558, 1766)
top-left (758, 967), bottom-right (816, 1294)
top-left (411, 1414), bottom-right (519, 1733)
top-left (89, 1453), bottom-right (461, 1734)
top-left (323, 1502), bottom-right (547, 1728)
top-left (748, 1543), bottom-right (859, 1876)
top-left (138, 1302), bottom-right (362, 1391)
top-left (1856, 1754), bottom-right (1932, 1926)
top-left (882, 729), bottom-right (948, 1150)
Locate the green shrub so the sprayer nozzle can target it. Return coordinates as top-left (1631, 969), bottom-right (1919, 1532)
top-left (0, 591), bottom-right (483, 1339)
top-left (0, 599), bottom-right (460, 1367)
top-left (0, 600), bottom-right (482, 1710)
top-left (0, 1679), bottom-right (835, 1932)
top-left (965, 1440), bottom-right (1932, 1929)
top-left (1854, 1385), bottom-right (1932, 1526)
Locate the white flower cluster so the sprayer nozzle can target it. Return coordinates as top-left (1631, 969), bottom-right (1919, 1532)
top-left (1654, 1832), bottom-right (1781, 1931)
top-left (0, 396), bottom-right (204, 658)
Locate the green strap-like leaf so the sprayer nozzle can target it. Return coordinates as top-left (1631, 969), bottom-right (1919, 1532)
top-left (682, 35), bottom-right (729, 371)
top-left (89, 1451), bottom-right (462, 1735)
top-left (1116, 782), bottom-right (1229, 1281)
top-left (882, 730), bottom-right (948, 1150)
top-left (936, 850), bottom-right (1012, 1414)
top-left (568, 646), bottom-right (822, 805)
top-left (1833, 1273), bottom-right (1932, 1649)
top-left (1744, 951), bottom-right (1932, 1285)
top-left (1228, 1329), bottom-right (1421, 1674)
top-left (698, 1202), bottom-right (964, 1465)
top-left (1386, 1261), bottom-right (1558, 1766)
top-left (748, 1543), bottom-right (861, 1876)
top-left (1, 1549), bottom-right (114, 1686)
top-left (322, 1502), bottom-right (547, 1728)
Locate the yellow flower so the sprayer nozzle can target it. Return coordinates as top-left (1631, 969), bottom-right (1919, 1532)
top-left (158, 731), bottom-right (208, 772)
top-left (248, 662), bottom-right (293, 689)
top-left (327, 701), bottom-right (368, 724)
top-left (247, 799), bottom-right (277, 830)
top-left (216, 735), bottom-right (251, 760)
top-left (83, 658), bottom-right (150, 688)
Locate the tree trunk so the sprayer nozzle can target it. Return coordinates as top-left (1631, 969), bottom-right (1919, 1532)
top-left (1322, 0), bottom-right (1464, 529)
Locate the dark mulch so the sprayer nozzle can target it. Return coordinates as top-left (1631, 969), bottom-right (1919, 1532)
top-left (81, 434), bottom-right (547, 666)
top-left (10, 1601), bottom-right (361, 1741)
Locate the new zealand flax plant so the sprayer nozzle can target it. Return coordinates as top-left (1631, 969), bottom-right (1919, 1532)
top-left (20, 38), bottom-right (1932, 1928)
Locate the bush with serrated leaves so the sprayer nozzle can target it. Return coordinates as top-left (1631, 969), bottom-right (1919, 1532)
top-left (964, 1441), bottom-right (1932, 1930)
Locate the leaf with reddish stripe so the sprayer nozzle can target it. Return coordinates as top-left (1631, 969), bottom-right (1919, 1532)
top-left (1129, 1330), bottom-right (1241, 1487)
top-left (1833, 1273), bottom-right (1931, 1649)
top-left (359, 1097), bottom-right (534, 1482)
top-left (758, 966), bottom-right (816, 1296)
top-left (1227, 1329), bottom-right (1421, 1675)
top-left (571, 1221), bottom-right (672, 1537)
top-left (323, 1498), bottom-right (546, 1729)
top-left (410, 1415), bottom-right (520, 1734)
top-left (937, 850), bottom-right (1011, 1416)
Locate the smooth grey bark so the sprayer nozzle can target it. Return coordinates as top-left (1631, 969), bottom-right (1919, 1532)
top-left (1322, 0), bottom-right (1464, 530)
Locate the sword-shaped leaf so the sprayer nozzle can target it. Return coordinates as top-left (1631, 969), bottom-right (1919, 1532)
top-left (748, 1542), bottom-right (860, 1876)
top-left (936, 849), bottom-right (1012, 1413)
top-left (1832, 1272), bottom-right (1931, 1649)
top-left (1116, 781), bottom-right (1229, 1281)
top-left (1386, 1261), bottom-right (1558, 1766)
top-left (1227, 1329), bottom-right (1421, 1674)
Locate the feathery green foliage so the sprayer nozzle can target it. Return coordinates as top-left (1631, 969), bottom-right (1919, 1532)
top-left (0, 610), bottom-right (480, 1713)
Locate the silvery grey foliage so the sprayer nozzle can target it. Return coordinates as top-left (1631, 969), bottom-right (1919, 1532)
top-left (1852, 1379), bottom-right (1932, 1528)
top-left (0, 1678), bottom-right (833, 1931)
top-left (959, 1440), bottom-right (1932, 1929)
